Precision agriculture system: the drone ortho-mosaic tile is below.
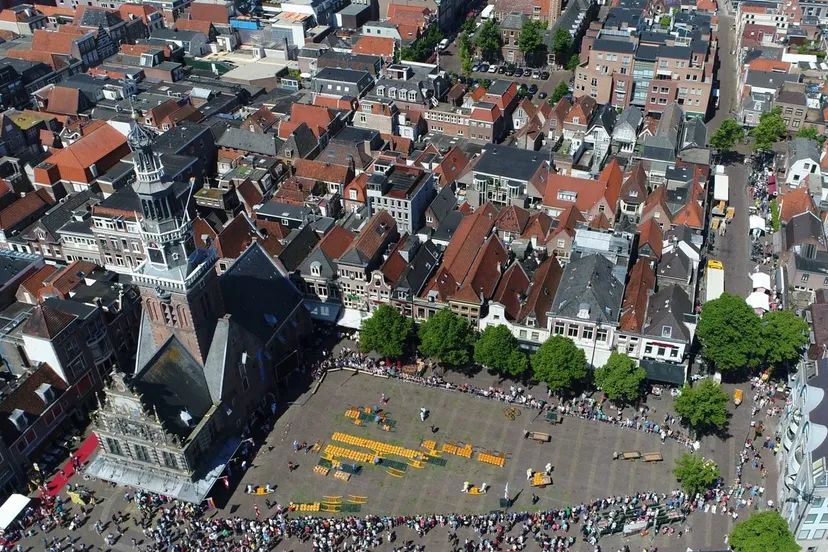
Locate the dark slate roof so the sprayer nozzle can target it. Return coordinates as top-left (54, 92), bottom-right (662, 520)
top-left (681, 118), bottom-right (707, 150)
top-left (277, 225), bottom-right (320, 271)
top-left (639, 31), bottom-right (668, 45)
top-left (24, 189), bottom-right (99, 238)
top-left (396, 239), bottom-right (441, 293)
top-left (220, 242), bottom-right (304, 342)
top-left (592, 38), bottom-right (637, 54)
top-left (98, 185), bottom-right (142, 212)
top-left (642, 143), bottom-right (676, 162)
top-left (216, 127), bottom-right (282, 156)
top-left (433, 210), bottom-right (465, 243)
top-left (78, 7), bottom-right (121, 28)
top-left (549, 253), bottom-right (624, 323)
top-left (785, 211), bottom-right (824, 250)
top-left (658, 45), bottom-right (691, 60)
top-left (744, 70), bottom-right (798, 90)
top-left (153, 121), bottom-right (212, 154)
top-left (636, 44), bottom-right (660, 61)
top-left (642, 284), bottom-right (693, 341)
top-left (657, 247), bottom-right (692, 281)
top-left (789, 137), bottom-right (820, 164)
top-left (588, 103), bottom-right (617, 133)
top-left (473, 145), bottom-right (544, 182)
top-left (615, 105), bottom-right (642, 130)
top-left (794, 251), bottom-right (828, 275)
top-left (299, 246), bottom-right (337, 279)
top-left (131, 335), bottom-right (213, 439)
top-left (315, 67), bottom-right (371, 84)
top-left (427, 185), bottom-right (457, 225)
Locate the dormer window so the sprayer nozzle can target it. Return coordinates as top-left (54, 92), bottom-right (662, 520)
top-left (557, 190), bottom-right (577, 202)
top-left (662, 326), bottom-right (672, 338)
top-left (8, 409), bottom-right (28, 432)
top-left (310, 261), bottom-right (321, 276)
top-left (629, 190), bottom-right (638, 198)
top-left (376, 86), bottom-right (385, 96)
top-left (573, 117), bottom-right (579, 124)
top-left (35, 383), bottom-right (56, 405)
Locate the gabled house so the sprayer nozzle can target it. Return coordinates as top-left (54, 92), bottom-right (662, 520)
top-left (639, 284), bottom-right (696, 372)
top-left (612, 105), bottom-right (643, 155)
top-left (616, 258), bottom-right (655, 359)
top-left (541, 158), bottom-right (623, 225)
top-left (584, 103), bottom-right (617, 169)
top-left (619, 162), bottom-right (648, 222)
top-left (786, 137), bottom-right (821, 191)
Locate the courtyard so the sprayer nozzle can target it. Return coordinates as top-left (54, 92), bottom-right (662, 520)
top-left (235, 370), bottom-right (692, 517)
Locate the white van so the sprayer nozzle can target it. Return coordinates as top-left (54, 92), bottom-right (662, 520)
top-left (438, 39), bottom-right (449, 51)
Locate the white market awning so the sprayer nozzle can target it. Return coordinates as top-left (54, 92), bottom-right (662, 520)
top-left (746, 291), bottom-right (770, 312)
top-left (0, 494), bottom-right (30, 530)
top-left (749, 215), bottom-right (766, 232)
top-left (338, 308), bottom-right (372, 330)
top-left (751, 272), bottom-right (772, 291)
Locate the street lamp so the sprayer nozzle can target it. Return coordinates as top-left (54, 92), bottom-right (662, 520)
top-left (590, 316), bottom-right (603, 369)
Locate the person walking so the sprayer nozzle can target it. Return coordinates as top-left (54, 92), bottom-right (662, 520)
top-left (526, 468), bottom-right (533, 480)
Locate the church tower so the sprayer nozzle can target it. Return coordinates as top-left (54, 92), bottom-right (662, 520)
top-left (127, 116), bottom-right (223, 365)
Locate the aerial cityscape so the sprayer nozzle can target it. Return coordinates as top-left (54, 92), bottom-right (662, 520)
top-left (0, 0), bottom-right (820, 549)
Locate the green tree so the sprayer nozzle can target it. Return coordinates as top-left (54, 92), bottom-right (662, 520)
top-left (770, 198), bottom-right (780, 231)
top-left (475, 19), bottom-right (501, 61)
top-left (760, 310), bottom-right (809, 368)
top-left (518, 20), bottom-right (545, 63)
top-left (751, 107), bottom-right (788, 151)
top-left (417, 309), bottom-right (476, 366)
top-left (549, 81), bottom-right (570, 104)
top-left (672, 454), bottom-right (721, 495)
top-left (709, 119), bottom-right (745, 155)
top-left (729, 512), bottom-right (800, 552)
top-left (697, 293), bottom-right (762, 371)
top-left (401, 24), bottom-right (444, 62)
top-left (458, 32), bottom-right (474, 76)
top-left (673, 379), bottom-right (730, 434)
top-left (475, 325), bottom-right (527, 378)
top-left (794, 125), bottom-right (827, 144)
top-left (566, 53), bottom-right (580, 70)
top-left (461, 17), bottom-right (476, 35)
top-left (360, 305), bottom-right (412, 359)
top-left (531, 336), bottom-right (587, 393)
top-left (552, 28), bottom-right (572, 59)
top-left (594, 352), bottom-right (646, 404)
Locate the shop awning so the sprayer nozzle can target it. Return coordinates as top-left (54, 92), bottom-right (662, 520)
top-left (0, 494), bottom-right (30, 530)
top-left (749, 215), bottom-right (766, 232)
top-left (304, 300), bottom-right (341, 323)
top-left (338, 308), bottom-right (372, 330)
top-left (751, 272), bottom-right (772, 291)
top-left (746, 291), bottom-right (770, 312)
top-left (641, 360), bottom-right (687, 385)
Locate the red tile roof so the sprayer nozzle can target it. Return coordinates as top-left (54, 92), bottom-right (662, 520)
top-left (450, 234), bottom-right (508, 304)
top-left (439, 202), bottom-right (497, 283)
top-left (433, 147), bottom-right (469, 187)
top-left (349, 210), bottom-right (396, 261)
top-left (671, 196), bottom-right (705, 229)
top-left (521, 211), bottom-right (553, 242)
top-left (619, 258), bottom-right (655, 333)
top-left (0, 363), bottom-right (68, 423)
top-left (43, 86), bottom-right (82, 116)
top-left (190, 1), bottom-right (229, 23)
top-left (379, 235), bottom-right (409, 284)
top-left (174, 18), bottom-right (214, 35)
top-left (22, 303), bottom-right (76, 339)
top-left (293, 158), bottom-right (353, 186)
top-left (18, 265), bottom-right (59, 303)
top-left (542, 160), bottom-right (622, 216)
top-left (46, 123), bottom-right (128, 173)
top-left (318, 226), bottom-right (355, 260)
top-left (42, 260), bottom-right (98, 298)
top-left (352, 36), bottom-right (395, 59)
top-left (491, 261), bottom-right (531, 320)
top-left (0, 189), bottom-right (54, 231)
top-left (494, 205), bottom-right (530, 234)
top-left (779, 186), bottom-right (817, 223)
top-left (32, 29), bottom-right (86, 55)
top-left (637, 217), bottom-right (663, 260)
top-left (518, 255), bottom-right (562, 328)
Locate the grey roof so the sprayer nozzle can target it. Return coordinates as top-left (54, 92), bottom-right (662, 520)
top-left (742, 91), bottom-right (773, 113)
top-left (78, 7), bottom-right (121, 28)
top-left (658, 45), bottom-right (691, 60)
top-left (592, 38), bottom-right (637, 54)
top-left (744, 70), bottom-right (798, 90)
top-left (277, 225), bottom-right (320, 271)
top-left (280, 122), bottom-right (319, 159)
top-left (24, 190), bottom-right (99, 239)
top-left (257, 201), bottom-right (311, 222)
top-left (319, 50), bottom-right (380, 66)
top-left (427, 185), bottom-right (457, 225)
top-left (681, 118), bottom-right (707, 150)
top-left (638, 31), bottom-right (668, 45)
top-left (657, 247), bottom-right (691, 281)
top-left (794, 251), bottom-right (828, 275)
top-left (299, 246), bottom-right (337, 279)
top-left (432, 210), bottom-right (465, 243)
top-left (549, 253), bottom-right (624, 323)
top-left (396, 239), bottom-right (441, 293)
top-left (635, 44), bottom-right (660, 61)
top-left (486, 79), bottom-right (514, 96)
top-left (216, 127), bottom-right (282, 156)
top-left (788, 137), bottom-right (820, 164)
top-left (642, 284), bottom-right (693, 341)
top-left (153, 122), bottom-right (212, 153)
top-left (642, 141), bottom-right (677, 162)
top-left (315, 67), bottom-right (371, 84)
top-left (98, 184), bottom-right (142, 213)
top-left (776, 89), bottom-right (807, 106)
top-left (615, 105), bottom-right (643, 131)
top-left (220, 243), bottom-right (303, 342)
top-left (501, 12), bottom-right (528, 29)
top-left (785, 211), bottom-right (824, 250)
top-left (588, 103), bottom-right (617, 134)
top-left (473, 145), bottom-right (545, 182)
top-left (656, 103), bottom-right (684, 145)
top-left (151, 28), bottom-right (205, 41)
top-left (132, 335), bottom-right (213, 438)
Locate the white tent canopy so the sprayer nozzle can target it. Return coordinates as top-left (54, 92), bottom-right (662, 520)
top-left (749, 215), bottom-right (767, 232)
top-left (0, 494), bottom-right (30, 531)
top-left (746, 291), bottom-right (771, 312)
top-left (751, 272), bottom-right (772, 291)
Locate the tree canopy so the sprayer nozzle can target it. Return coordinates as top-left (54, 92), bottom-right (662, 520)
top-left (475, 20), bottom-right (501, 61)
top-left (550, 81), bottom-right (570, 104)
top-left (474, 325), bottom-right (528, 378)
top-left (697, 293), bottom-right (762, 371)
top-left (518, 20), bottom-right (545, 59)
top-left (794, 126), bottom-right (827, 144)
top-left (594, 353), bottom-right (646, 404)
top-left (729, 512), bottom-right (800, 552)
top-left (531, 336), bottom-right (587, 393)
top-left (458, 32), bottom-right (474, 76)
top-left (751, 107), bottom-right (788, 151)
top-left (673, 454), bottom-right (721, 495)
top-left (400, 24), bottom-right (443, 62)
top-left (360, 305), bottom-right (412, 359)
top-left (551, 28), bottom-right (572, 58)
top-left (760, 310), bottom-right (809, 368)
top-left (673, 380), bottom-right (730, 434)
top-left (709, 119), bottom-right (745, 153)
top-left (417, 309), bottom-right (476, 366)
top-left (566, 53), bottom-right (580, 71)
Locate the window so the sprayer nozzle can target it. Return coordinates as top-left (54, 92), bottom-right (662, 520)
top-left (802, 274), bottom-right (810, 282)
top-left (349, 189), bottom-right (357, 200)
top-left (661, 326), bottom-right (672, 338)
top-left (813, 530), bottom-right (826, 539)
top-left (805, 514), bottom-right (818, 524)
top-left (531, 332), bottom-right (539, 341)
top-left (670, 348), bottom-right (679, 358)
top-left (645, 345), bottom-right (653, 354)
top-left (567, 325), bottom-right (579, 338)
top-left (106, 437), bottom-right (124, 456)
top-left (596, 328), bottom-right (608, 342)
top-left (554, 322), bottom-right (565, 335)
top-left (519, 329), bottom-right (527, 338)
top-left (812, 498), bottom-right (825, 508)
top-left (557, 239), bottom-right (565, 248)
top-left (134, 444), bottom-right (151, 462)
top-left (799, 530), bottom-right (811, 540)
top-left (162, 451), bottom-right (178, 469)
top-left (582, 326), bottom-right (593, 340)
top-left (657, 347), bottom-right (666, 356)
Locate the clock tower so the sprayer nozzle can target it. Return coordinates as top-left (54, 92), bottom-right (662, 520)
top-left (127, 117), bottom-right (223, 364)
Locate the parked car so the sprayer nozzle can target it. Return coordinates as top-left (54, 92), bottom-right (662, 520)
top-left (479, 64), bottom-right (489, 72)
top-left (505, 66), bottom-right (515, 76)
top-left (488, 64), bottom-right (498, 73)
top-left (531, 70), bottom-right (540, 79)
top-left (518, 83), bottom-right (528, 92)
top-left (514, 68), bottom-right (524, 77)
top-left (538, 91), bottom-right (548, 99)
top-left (498, 66), bottom-right (507, 74)
top-left (541, 71), bottom-right (550, 80)
top-left (472, 64), bottom-right (481, 72)
top-left (528, 84), bottom-right (538, 94)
